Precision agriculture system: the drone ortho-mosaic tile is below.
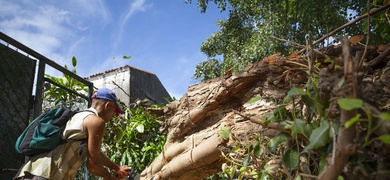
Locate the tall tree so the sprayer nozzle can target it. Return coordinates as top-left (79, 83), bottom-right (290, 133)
top-left (189, 0), bottom-right (388, 82)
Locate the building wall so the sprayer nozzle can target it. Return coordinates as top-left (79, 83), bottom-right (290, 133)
top-left (130, 67), bottom-right (171, 105)
top-left (86, 65), bottom-right (170, 106)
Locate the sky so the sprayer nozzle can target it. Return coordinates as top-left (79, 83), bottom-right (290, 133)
top-left (0, 0), bottom-right (228, 99)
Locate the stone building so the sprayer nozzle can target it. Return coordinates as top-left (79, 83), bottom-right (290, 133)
top-left (85, 65), bottom-right (171, 106)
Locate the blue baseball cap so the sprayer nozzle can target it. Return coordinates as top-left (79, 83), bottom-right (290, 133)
top-left (91, 88), bottom-right (123, 114)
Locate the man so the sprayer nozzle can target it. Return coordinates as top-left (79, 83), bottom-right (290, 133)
top-left (14, 88), bottom-right (130, 180)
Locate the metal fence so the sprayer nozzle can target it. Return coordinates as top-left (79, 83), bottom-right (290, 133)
top-left (0, 31), bottom-right (94, 179)
top-left (0, 42), bottom-right (36, 179)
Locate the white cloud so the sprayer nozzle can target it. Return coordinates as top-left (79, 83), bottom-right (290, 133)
top-left (0, 0), bottom-right (28, 17)
top-left (124, 0), bottom-right (151, 22)
top-left (68, 37), bottom-right (86, 58)
top-left (0, 0), bottom-right (113, 76)
top-left (64, 0), bottom-right (111, 26)
top-left (113, 0), bottom-right (153, 51)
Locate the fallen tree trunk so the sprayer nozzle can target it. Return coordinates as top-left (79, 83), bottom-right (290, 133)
top-left (141, 43), bottom-right (389, 179)
top-left (141, 53), bottom-right (308, 179)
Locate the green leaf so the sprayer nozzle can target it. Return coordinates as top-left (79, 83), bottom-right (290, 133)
top-left (337, 98), bottom-right (363, 110)
top-left (72, 56), bottom-right (77, 67)
top-left (232, 143), bottom-right (242, 153)
top-left (319, 155), bottom-right (328, 173)
top-left (337, 77), bottom-right (345, 87)
top-left (218, 126), bottom-right (230, 139)
top-left (265, 164), bottom-right (277, 173)
top-left (283, 95), bottom-right (292, 104)
top-left (302, 95), bottom-right (315, 110)
top-left (307, 121), bottom-right (330, 150)
top-left (243, 155), bottom-right (251, 166)
top-left (268, 132), bottom-right (289, 153)
top-left (378, 135), bottom-right (390, 144)
top-left (227, 167), bottom-right (234, 179)
top-left (123, 55), bottom-right (132, 59)
top-left (283, 149), bottom-right (299, 169)
top-left (274, 106), bottom-right (289, 121)
top-left (379, 112), bottom-right (390, 122)
top-left (136, 124), bottom-right (145, 133)
top-left (304, 121), bottom-right (316, 137)
top-left (246, 144), bottom-right (253, 153)
top-left (264, 113), bottom-right (276, 122)
top-left (344, 114), bottom-right (361, 128)
top-left (253, 142), bottom-right (263, 157)
top-left (288, 87), bottom-right (307, 96)
top-left (324, 58), bottom-right (333, 63)
top-left (291, 119), bottom-right (307, 138)
top-left (248, 96), bottom-right (261, 104)
top-left (116, 130), bottom-right (126, 141)
top-left (126, 150), bottom-right (132, 165)
top-left (120, 150), bottom-right (129, 165)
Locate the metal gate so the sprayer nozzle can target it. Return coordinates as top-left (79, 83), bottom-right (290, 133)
top-left (0, 43), bottom-right (36, 179)
top-left (0, 32), bottom-right (94, 179)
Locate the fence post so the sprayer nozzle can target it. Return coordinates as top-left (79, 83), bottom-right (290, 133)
top-left (88, 84), bottom-right (94, 107)
top-left (33, 60), bottom-right (45, 119)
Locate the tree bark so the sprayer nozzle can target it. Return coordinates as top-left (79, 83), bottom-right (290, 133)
top-left (141, 53), bottom-right (308, 179)
top-left (319, 36), bottom-right (358, 180)
top-left (141, 40), bottom-right (390, 179)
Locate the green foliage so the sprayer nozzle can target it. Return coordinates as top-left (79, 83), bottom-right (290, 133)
top-left (305, 120), bottom-right (330, 151)
top-left (218, 126), bottom-right (231, 139)
top-left (103, 105), bottom-right (167, 173)
top-left (44, 56), bottom-right (88, 107)
top-left (191, 0), bottom-right (388, 82)
top-left (43, 57), bottom-right (93, 179)
top-left (44, 56), bottom-right (166, 178)
top-left (380, 112), bottom-right (390, 121)
top-left (337, 98), bottom-right (363, 111)
top-left (283, 149), bottom-right (299, 169)
top-left (345, 114), bottom-right (361, 128)
top-left (123, 55), bottom-right (132, 59)
top-left (361, 0), bottom-right (390, 43)
top-left (205, 52), bottom-right (388, 178)
top-left (194, 58), bottom-right (223, 81)
top-left (195, 1), bottom-right (389, 178)
top-left (208, 134), bottom-right (278, 180)
top-left (378, 135), bottom-right (390, 144)
top-left (291, 118), bottom-right (310, 138)
top-left (267, 132), bottom-right (289, 153)
top-left (209, 69), bottom-right (389, 178)
top-left (247, 96), bottom-right (261, 104)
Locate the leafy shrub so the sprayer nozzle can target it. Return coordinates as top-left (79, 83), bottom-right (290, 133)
top-left (103, 104), bottom-right (167, 173)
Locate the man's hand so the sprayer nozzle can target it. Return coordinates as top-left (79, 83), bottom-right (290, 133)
top-left (115, 166), bottom-right (132, 179)
top-left (119, 165), bottom-right (131, 172)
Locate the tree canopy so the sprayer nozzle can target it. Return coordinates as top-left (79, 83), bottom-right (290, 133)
top-left (187, 0), bottom-right (389, 82)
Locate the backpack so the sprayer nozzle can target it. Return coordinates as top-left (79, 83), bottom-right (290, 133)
top-left (15, 107), bottom-right (91, 157)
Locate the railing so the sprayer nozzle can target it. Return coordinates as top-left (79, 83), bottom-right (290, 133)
top-left (0, 31), bottom-right (94, 118)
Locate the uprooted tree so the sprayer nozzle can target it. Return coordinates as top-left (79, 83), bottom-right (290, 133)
top-left (139, 3), bottom-right (390, 180)
top-left (140, 42), bottom-right (389, 179)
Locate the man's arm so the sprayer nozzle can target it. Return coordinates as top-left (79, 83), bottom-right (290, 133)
top-left (83, 115), bottom-right (115, 180)
top-left (99, 151), bottom-right (132, 176)
top-left (99, 151), bottom-right (120, 171)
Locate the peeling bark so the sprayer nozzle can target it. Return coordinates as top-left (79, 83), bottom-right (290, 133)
top-left (142, 41), bottom-right (389, 179)
top-left (141, 54), bottom-right (308, 179)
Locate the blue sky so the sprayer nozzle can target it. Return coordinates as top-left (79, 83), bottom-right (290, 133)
top-left (0, 0), bottom-right (228, 99)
